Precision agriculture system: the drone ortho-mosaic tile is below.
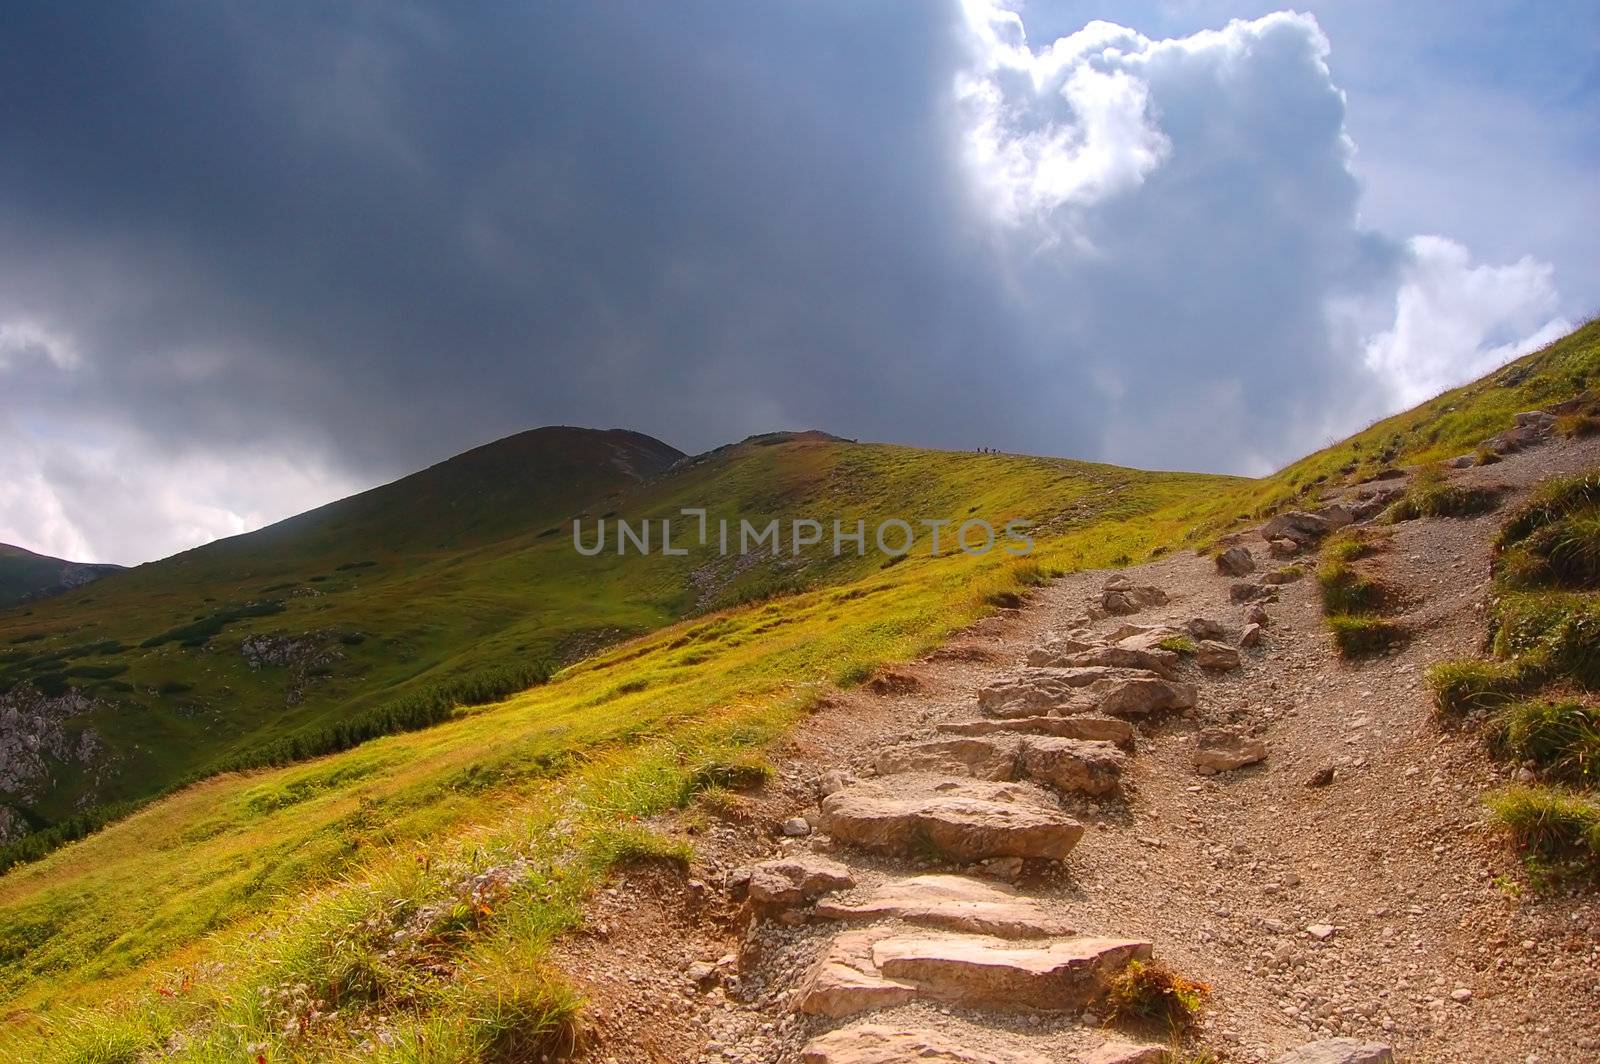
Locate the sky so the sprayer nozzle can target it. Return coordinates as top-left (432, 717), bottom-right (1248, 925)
top-left (0, 1), bottom-right (1594, 566)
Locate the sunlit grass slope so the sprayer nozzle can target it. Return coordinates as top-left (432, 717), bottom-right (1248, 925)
top-left (2, 320), bottom-right (1596, 1060)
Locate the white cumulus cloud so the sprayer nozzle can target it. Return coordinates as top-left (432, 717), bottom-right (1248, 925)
top-left (1364, 235), bottom-right (1571, 406)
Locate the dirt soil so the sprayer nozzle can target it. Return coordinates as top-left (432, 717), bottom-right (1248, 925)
top-left (550, 434), bottom-right (1600, 1064)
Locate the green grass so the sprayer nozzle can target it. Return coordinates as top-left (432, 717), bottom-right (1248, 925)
top-left (1486, 785), bottom-right (1600, 878)
top-left (1385, 464), bottom-right (1502, 522)
top-left (1103, 958), bottom-right (1208, 1031)
top-left (1426, 659), bottom-right (1537, 715)
top-left (1157, 635), bottom-right (1196, 655)
top-left (1315, 558), bottom-right (1386, 616)
top-left (1491, 700), bottom-right (1600, 786)
top-left (1326, 615), bottom-right (1407, 658)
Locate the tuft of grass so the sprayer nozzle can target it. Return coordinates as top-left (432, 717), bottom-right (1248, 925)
top-left (1427, 658), bottom-right (1535, 715)
top-left (1386, 465), bottom-right (1502, 522)
top-left (1156, 635), bottom-right (1196, 655)
top-left (1474, 445), bottom-right (1503, 465)
top-left (1327, 615), bottom-right (1407, 658)
top-left (1315, 558), bottom-right (1385, 616)
top-left (1491, 700), bottom-right (1600, 786)
top-left (1556, 413), bottom-right (1600, 439)
top-left (686, 750), bottom-right (772, 793)
top-left (1486, 785), bottom-right (1600, 877)
top-left (1498, 469), bottom-right (1600, 548)
top-left (586, 823), bottom-right (694, 871)
top-left (1103, 958), bottom-right (1208, 1031)
top-left (1491, 592), bottom-right (1600, 690)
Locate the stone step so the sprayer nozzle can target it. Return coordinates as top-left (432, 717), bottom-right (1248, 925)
top-left (815, 775), bottom-right (1084, 862)
top-left (979, 667), bottom-right (1195, 719)
top-left (800, 1020), bottom-right (1169, 1064)
top-left (800, 1021), bottom-right (1050, 1063)
top-left (873, 736), bottom-right (1125, 797)
top-left (1041, 644), bottom-right (1181, 678)
top-left (796, 928), bottom-right (1151, 1017)
top-left (937, 714), bottom-right (1136, 749)
top-left (814, 873), bottom-right (1073, 938)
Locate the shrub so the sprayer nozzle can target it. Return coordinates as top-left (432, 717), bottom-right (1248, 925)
top-left (1104, 958), bottom-right (1208, 1030)
top-left (1486, 785), bottom-right (1600, 875)
top-left (1492, 700), bottom-right (1600, 785)
top-left (1327, 615), bottom-right (1406, 658)
top-left (1157, 635), bottom-right (1196, 654)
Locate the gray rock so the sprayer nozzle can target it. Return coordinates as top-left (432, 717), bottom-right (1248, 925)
top-left (1193, 639), bottom-right (1241, 671)
top-left (1194, 728), bottom-right (1268, 773)
top-left (1273, 1038), bottom-right (1395, 1064)
top-left (1215, 545), bottom-right (1255, 576)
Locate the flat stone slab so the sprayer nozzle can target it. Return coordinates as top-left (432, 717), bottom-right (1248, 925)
top-left (815, 873), bottom-right (1074, 938)
top-left (1053, 644), bottom-right (1180, 678)
top-left (801, 1022), bottom-right (1052, 1063)
top-left (797, 929), bottom-right (1151, 1017)
top-left (872, 932), bottom-right (1152, 1011)
top-left (937, 715), bottom-right (1136, 749)
top-left (1086, 674), bottom-right (1197, 717)
top-left (1194, 728), bottom-right (1268, 773)
top-left (795, 930), bottom-right (918, 1017)
top-left (1273, 1040), bottom-right (1395, 1064)
top-left (876, 736), bottom-right (1021, 781)
top-left (817, 776), bottom-right (1084, 862)
top-left (1080, 1044), bottom-right (1170, 1064)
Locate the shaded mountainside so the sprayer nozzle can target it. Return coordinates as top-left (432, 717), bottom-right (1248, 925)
top-left (0, 322), bottom-right (1597, 1060)
top-left (0, 544), bottom-right (122, 610)
top-left (0, 422), bottom-right (1218, 851)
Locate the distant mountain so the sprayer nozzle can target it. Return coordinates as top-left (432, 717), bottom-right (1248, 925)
top-left (0, 543), bottom-right (123, 609)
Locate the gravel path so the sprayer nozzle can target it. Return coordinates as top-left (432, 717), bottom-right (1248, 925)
top-left (552, 434), bottom-right (1600, 1064)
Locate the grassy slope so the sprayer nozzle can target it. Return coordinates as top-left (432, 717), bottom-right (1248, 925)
top-left (0, 545), bottom-right (122, 610)
top-left (0, 427), bottom-right (685, 824)
top-left (1, 321), bottom-right (1595, 1060)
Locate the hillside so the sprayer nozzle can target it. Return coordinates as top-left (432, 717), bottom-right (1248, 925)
top-left (0, 320), bottom-right (1594, 1061)
top-left (0, 544), bottom-right (121, 610)
top-left (0, 427), bottom-right (686, 848)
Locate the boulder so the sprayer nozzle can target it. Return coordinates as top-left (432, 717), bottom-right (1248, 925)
top-left (1215, 545), bottom-right (1255, 576)
top-left (1193, 729), bottom-right (1268, 774)
top-left (1266, 537), bottom-right (1302, 559)
top-left (815, 874), bottom-right (1074, 938)
top-left (1239, 622), bottom-right (1264, 648)
top-left (1273, 1039), bottom-right (1395, 1064)
top-left (1260, 511), bottom-right (1336, 547)
top-left (1088, 674), bottom-right (1197, 717)
top-left (1193, 640), bottom-right (1241, 671)
top-left (1485, 410), bottom-right (1555, 454)
top-left (1015, 737), bottom-right (1126, 796)
top-left (938, 715), bottom-right (1136, 749)
top-left (1230, 581), bottom-right (1274, 603)
top-left (817, 776), bottom-right (1084, 862)
top-left (1183, 617), bottom-right (1228, 641)
top-left (801, 1022), bottom-right (1051, 1064)
top-left (744, 856), bottom-right (857, 913)
top-left (1243, 602), bottom-right (1270, 626)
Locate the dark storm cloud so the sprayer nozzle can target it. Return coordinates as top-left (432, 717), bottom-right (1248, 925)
top-left (0, 1), bottom-right (1053, 475)
top-left (0, 2), bottom-right (1577, 563)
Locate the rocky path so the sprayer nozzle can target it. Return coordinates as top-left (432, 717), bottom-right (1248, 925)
top-left (555, 433), bottom-right (1600, 1064)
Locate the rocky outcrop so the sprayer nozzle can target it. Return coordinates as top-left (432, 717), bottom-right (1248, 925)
top-left (741, 856), bottom-right (856, 915)
top-left (0, 684), bottom-right (104, 807)
top-left (1099, 576), bottom-right (1168, 616)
